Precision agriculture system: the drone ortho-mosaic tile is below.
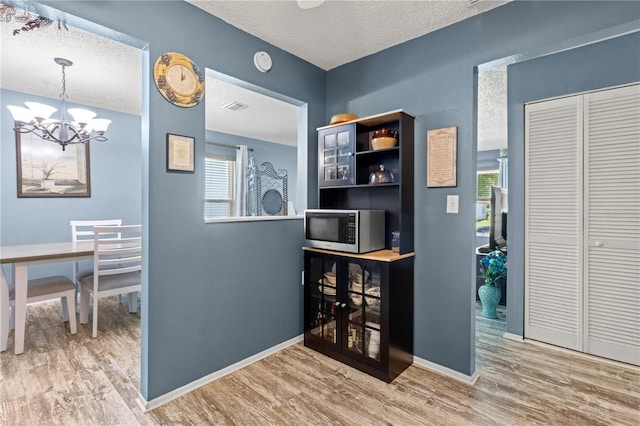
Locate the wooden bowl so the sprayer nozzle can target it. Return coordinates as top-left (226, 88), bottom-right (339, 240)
top-left (330, 113), bottom-right (358, 125)
top-left (324, 272), bottom-right (336, 285)
top-left (350, 294), bottom-right (363, 306)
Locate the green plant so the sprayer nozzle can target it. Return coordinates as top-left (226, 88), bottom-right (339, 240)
top-left (479, 250), bottom-right (507, 286)
top-left (36, 160), bottom-right (61, 180)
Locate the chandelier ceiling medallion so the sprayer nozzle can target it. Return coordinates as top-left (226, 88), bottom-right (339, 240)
top-left (7, 58), bottom-right (111, 151)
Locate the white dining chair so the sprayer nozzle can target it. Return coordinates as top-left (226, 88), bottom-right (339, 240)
top-left (1, 267), bottom-right (77, 352)
top-left (69, 219), bottom-right (122, 315)
top-left (79, 224), bottom-right (141, 338)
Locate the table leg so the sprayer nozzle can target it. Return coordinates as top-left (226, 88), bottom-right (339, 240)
top-left (13, 263), bottom-right (27, 355)
top-left (1, 268), bottom-right (9, 352)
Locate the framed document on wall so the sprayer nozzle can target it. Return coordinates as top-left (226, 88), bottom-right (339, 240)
top-left (167, 133), bottom-right (195, 172)
top-left (427, 126), bottom-right (457, 187)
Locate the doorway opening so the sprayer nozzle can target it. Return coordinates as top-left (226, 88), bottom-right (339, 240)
top-left (0, 0), bottom-right (148, 404)
top-left (475, 66), bottom-right (508, 333)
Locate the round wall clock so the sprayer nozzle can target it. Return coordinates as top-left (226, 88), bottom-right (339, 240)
top-left (153, 52), bottom-right (205, 108)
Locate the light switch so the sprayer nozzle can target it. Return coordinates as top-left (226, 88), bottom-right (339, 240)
top-left (446, 195), bottom-right (459, 214)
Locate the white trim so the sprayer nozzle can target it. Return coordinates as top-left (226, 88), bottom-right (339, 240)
top-left (502, 332), bottom-right (524, 342)
top-left (412, 355), bottom-right (479, 385)
top-left (205, 215), bottom-right (303, 224)
top-left (136, 334), bottom-right (303, 412)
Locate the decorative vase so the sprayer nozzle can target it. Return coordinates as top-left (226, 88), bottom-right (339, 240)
top-left (478, 284), bottom-right (501, 319)
top-left (41, 179), bottom-right (55, 190)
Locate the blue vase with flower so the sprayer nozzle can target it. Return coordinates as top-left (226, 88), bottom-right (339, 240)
top-left (478, 250), bottom-right (507, 319)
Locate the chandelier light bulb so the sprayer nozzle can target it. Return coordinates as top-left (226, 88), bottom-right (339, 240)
top-left (7, 106), bottom-right (35, 124)
top-left (88, 118), bottom-right (111, 134)
top-left (24, 102), bottom-right (57, 123)
top-left (68, 108), bottom-right (97, 126)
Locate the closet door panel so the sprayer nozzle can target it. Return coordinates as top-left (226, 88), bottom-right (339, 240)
top-left (584, 84), bottom-right (640, 365)
top-left (525, 97), bottom-right (583, 350)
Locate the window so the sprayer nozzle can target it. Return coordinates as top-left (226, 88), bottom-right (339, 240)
top-left (476, 170), bottom-right (499, 234)
top-left (205, 154), bottom-right (236, 219)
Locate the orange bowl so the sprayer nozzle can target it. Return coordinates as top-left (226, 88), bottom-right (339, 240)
top-left (330, 113), bottom-right (358, 125)
top-left (371, 136), bottom-right (397, 150)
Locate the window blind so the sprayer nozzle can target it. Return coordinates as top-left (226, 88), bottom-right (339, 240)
top-left (204, 154), bottom-right (236, 219)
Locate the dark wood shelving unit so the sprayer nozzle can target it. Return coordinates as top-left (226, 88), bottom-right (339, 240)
top-left (304, 110), bottom-right (415, 382)
top-left (316, 110), bottom-right (414, 253)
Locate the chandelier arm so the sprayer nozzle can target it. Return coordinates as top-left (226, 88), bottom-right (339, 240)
top-left (32, 121), bottom-right (83, 144)
top-left (12, 123), bottom-right (37, 134)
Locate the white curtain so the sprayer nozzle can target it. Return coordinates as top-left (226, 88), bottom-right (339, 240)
top-left (234, 145), bottom-right (249, 216)
top-left (247, 153), bottom-right (257, 216)
top-left (498, 157), bottom-right (508, 189)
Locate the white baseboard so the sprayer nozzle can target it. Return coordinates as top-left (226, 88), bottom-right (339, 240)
top-left (413, 355), bottom-right (479, 385)
top-left (137, 334), bottom-right (303, 412)
top-left (502, 332), bottom-right (524, 342)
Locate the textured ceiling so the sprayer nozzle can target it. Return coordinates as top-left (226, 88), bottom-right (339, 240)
top-left (1, 1), bottom-right (508, 150)
top-left (0, 12), bottom-right (141, 116)
top-left (477, 66), bottom-right (507, 151)
top-left (187, 0), bottom-right (509, 71)
top-left (206, 73), bottom-right (299, 146)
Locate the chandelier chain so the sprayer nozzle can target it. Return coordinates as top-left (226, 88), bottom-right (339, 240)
top-left (60, 64), bottom-right (68, 100)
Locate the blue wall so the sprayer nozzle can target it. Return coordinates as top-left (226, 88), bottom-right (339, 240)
top-left (36, 0), bottom-right (325, 400)
top-left (325, 1), bottom-right (639, 376)
top-left (205, 130), bottom-right (299, 214)
top-left (506, 31), bottom-right (640, 336)
top-left (7, 0), bottom-right (637, 401)
top-left (1, 89), bottom-right (142, 278)
top-left (477, 149), bottom-right (501, 171)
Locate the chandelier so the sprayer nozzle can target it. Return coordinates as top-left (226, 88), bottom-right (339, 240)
top-left (0, 3), bottom-right (68, 35)
top-left (7, 58), bottom-right (110, 151)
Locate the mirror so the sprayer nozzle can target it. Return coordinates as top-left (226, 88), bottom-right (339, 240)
top-left (204, 69), bottom-right (305, 221)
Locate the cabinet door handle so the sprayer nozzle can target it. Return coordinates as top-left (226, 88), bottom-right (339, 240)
top-left (334, 301), bottom-right (340, 306)
top-left (594, 241), bottom-right (604, 247)
top-left (340, 303), bottom-right (347, 308)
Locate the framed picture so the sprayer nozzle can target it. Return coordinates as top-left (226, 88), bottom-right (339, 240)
top-left (427, 126), bottom-right (457, 187)
top-left (167, 133), bottom-right (195, 172)
top-left (16, 132), bottom-right (91, 197)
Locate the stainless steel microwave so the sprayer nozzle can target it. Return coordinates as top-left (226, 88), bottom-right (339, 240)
top-left (304, 209), bottom-right (385, 254)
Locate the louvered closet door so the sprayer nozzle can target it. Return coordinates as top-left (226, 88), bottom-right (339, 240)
top-left (525, 96), bottom-right (583, 350)
top-left (584, 84), bottom-right (640, 366)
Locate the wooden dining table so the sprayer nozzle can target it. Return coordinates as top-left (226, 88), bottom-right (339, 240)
top-left (1, 240), bottom-right (94, 354)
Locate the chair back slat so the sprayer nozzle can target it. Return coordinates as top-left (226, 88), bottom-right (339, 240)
top-left (70, 219), bottom-right (122, 242)
top-left (99, 265), bottom-right (141, 275)
top-left (93, 225), bottom-right (142, 277)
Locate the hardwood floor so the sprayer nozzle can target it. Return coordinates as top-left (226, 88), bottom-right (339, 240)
top-left (1, 299), bottom-right (638, 425)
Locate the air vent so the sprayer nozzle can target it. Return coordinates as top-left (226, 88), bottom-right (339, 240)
top-left (221, 101), bottom-right (248, 111)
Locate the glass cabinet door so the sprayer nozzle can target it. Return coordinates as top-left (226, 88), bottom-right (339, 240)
top-left (345, 261), bottom-right (381, 361)
top-left (318, 124), bottom-right (355, 187)
top-left (306, 256), bottom-right (339, 345)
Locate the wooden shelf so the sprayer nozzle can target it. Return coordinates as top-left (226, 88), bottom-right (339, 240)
top-left (317, 109), bottom-right (414, 131)
top-left (303, 247), bottom-right (415, 263)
